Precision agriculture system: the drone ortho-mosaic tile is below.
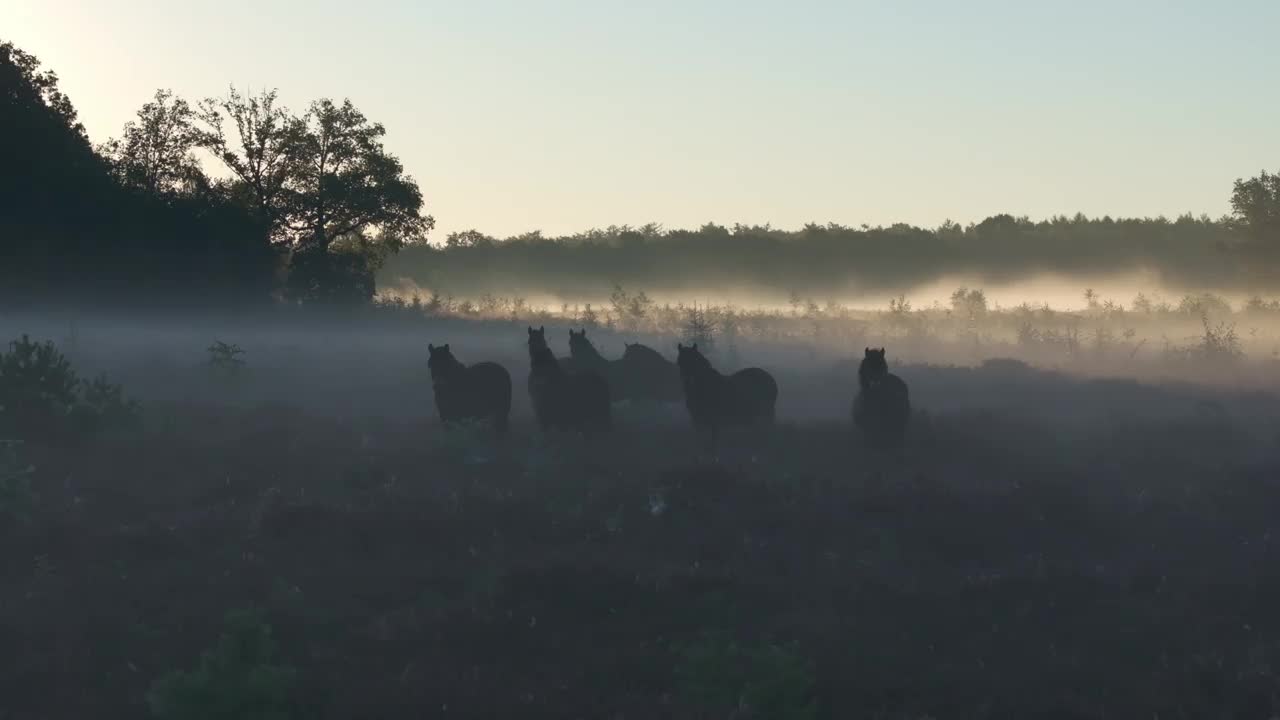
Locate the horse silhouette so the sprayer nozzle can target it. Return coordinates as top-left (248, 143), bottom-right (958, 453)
top-left (427, 343), bottom-right (512, 433)
top-left (675, 343), bottom-right (776, 437)
top-left (621, 342), bottom-right (683, 402)
top-left (525, 324), bottom-right (576, 371)
top-left (566, 328), bottom-right (677, 404)
top-left (567, 328), bottom-right (616, 378)
top-left (852, 347), bottom-right (910, 448)
top-left (527, 326), bottom-right (611, 432)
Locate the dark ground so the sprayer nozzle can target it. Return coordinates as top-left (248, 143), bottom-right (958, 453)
top-left (3, 320), bottom-right (1280, 719)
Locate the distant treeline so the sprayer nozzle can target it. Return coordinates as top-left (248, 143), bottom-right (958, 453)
top-left (382, 215), bottom-right (1263, 300)
top-left (4, 38), bottom-right (1278, 309)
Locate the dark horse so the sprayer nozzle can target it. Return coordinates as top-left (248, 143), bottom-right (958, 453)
top-left (675, 343), bottom-right (776, 438)
top-left (567, 327), bottom-right (619, 385)
top-left (527, 326), bottom-right (611, 431)
top-left (567, 329), bottom-right (681, 403)
top-left (621, 342), bottom-right (683, 403)
top-left (852, 347), bottom-right (910, 448)
top-left (427, 343), bottom-right (512, 433)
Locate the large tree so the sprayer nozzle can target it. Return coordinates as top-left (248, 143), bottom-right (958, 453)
top-left (101, 89), bottom-right (206, 198)
top-left (1, 43), bottom-right (279, 306)
top-left (1, 40), bottom-right (115, 299)
top-left (289, 98), bottom-right (430, 252)
top-left (1, 41), bottom-right (109, 219)
top-left (1229, 169), bottom-right (1280, 285)
top-left (1231, 170), bottom-right (1280, 247)
top-left (197, 90), bottom-right (431, 251)
top-left (196, 89), bottom-right (430, 302)
top-left (196, 88), bottom-right (301, 240)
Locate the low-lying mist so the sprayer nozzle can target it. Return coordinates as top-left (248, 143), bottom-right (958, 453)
top-left (5, 276), bottom-right (1279, 427)
top-left (385, 269), bottom-right (1237, 313)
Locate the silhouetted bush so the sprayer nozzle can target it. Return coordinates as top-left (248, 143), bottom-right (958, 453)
top-left (207, 340), bottom-right (247, 379)
top-left (0, 335), bottom-right (139, 442)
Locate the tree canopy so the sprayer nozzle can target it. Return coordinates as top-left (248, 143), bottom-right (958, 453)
top-left (1231, 170), bottom-right (1280, 246)
top-left (0, 40), bottom-right (430, 306)
top-left (100, 89), bottom-right (206, 198)
top-left (195, 89), bottom-right (432, 302)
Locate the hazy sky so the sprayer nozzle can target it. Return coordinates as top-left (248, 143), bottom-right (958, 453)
top-left (5, 1), bottom-right (1278, 240)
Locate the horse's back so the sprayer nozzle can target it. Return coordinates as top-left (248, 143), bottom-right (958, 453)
top-left (470, 361), bottom-right (511, 386)
top-left (470, 362), bottom-right (512, 403)
top-left (854, 373), bottom-right (910, 446)
top-left (468, 361), bottom-right (513, 431)
top-left (731, 367), bottom-right (778, 418)
top-left (883, 373), bottom-right (908, 403)
top-left (617, 346), bottom-right (679, 403)
top-left (624, 344), bottom-right (668, 366)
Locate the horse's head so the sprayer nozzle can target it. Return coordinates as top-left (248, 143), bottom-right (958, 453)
top-left (427, 342), bottom-right (458, 377)
top-left (568, 328), bottom-right (593, 359)
top-left (676, 342), bottom-right (711, 375)
top-left (527, 326), bottom-right (548, 353)
top-left (859, 347), bottom-right (889, 385)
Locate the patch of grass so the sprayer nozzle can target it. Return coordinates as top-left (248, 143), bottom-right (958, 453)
top-left (430, 417), bottom-right (498, 464)
top-left (147, 608), bottom-right (297, 720)
top-left (674, 630), bottom-right (818, 720)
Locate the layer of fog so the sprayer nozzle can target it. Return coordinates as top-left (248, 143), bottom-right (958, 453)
top-left (385, 270), bottom-right (1268, 313)
top-left (3, 294), bottom-right (1278, 435)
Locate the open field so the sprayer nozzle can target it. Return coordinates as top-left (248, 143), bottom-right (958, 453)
top-left (3, 309), bottom-right (1280, 719)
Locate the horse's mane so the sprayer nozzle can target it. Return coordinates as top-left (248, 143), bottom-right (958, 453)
top-left (428, 345), bottom-right (466, 377)
top-left (569, 331), bottom-right (607, 362)
top-left (530, 345), bottom-right (563, 374)
top-left (677, 345), bottom-right (718, 378)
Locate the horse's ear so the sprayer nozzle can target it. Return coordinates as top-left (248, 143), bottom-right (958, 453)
top-left (540, 325), bottom-right (545, 333)
top-left (428, 343), bottom-right (435, 352)
top-left (864, 346), bottom-right (871, 355)
top-left (677, 343), bottom-right (684, 351)
top-left (528, 327), bottom-right (534, 335)
top-left (692, 343), bottom-right (698, 351)
top-left (443, 343), bottom-right (450, 351)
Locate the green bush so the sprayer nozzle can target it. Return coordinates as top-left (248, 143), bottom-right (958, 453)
top-left (0, 334), bottom-right (79, 437)
top-left (207, 340), bottom-right (247, 379)
top-left (0, 335), bottom-right (139, 442)
top-left (147, 609), bottom-right (297, 720)
top-left (674, 631), bottom-right (817, 720)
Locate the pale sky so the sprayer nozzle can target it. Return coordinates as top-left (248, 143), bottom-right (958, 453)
top-left (5, 1), bottom-right (1278, 240)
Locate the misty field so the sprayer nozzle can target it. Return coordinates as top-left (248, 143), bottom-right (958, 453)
top-left (2, 307), bottom-right (1280, 720)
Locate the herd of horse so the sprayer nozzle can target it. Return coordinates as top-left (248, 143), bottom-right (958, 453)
top-left (426, 327), bottom-right (912, 447)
